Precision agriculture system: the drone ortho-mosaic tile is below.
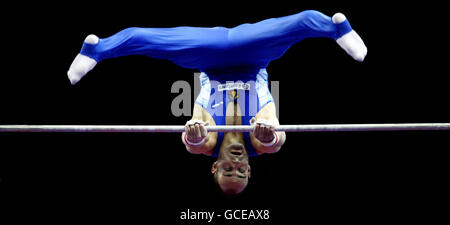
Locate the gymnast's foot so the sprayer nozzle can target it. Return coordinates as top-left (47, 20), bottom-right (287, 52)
top-left (67, 34), bottom-right (99, 85)
top-left (332, 13), bottom-right (367, 62)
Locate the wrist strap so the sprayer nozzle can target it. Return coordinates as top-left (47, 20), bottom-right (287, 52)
top-left (260, 132), bottom-right (279, 147)
top-left (183, 132), bottom-right (205, 147)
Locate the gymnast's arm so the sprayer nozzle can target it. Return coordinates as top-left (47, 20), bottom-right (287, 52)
top-left (250, 102), bottom-right (286, 154)
top-left (181, 104), bottom-right (218, 155)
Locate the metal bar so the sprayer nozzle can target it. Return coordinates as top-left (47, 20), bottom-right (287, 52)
top-left (0, 123), bottom-right (449, 133)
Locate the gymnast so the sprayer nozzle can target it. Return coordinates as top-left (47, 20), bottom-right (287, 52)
top-left (67, 10), bottom-right (367, 195)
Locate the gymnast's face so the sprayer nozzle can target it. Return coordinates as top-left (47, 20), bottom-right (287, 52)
top-left (211, 143), bottom-right (251, 195)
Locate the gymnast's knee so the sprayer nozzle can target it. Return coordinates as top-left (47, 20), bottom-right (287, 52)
top-left (121, 27), bottom-right (150, 41)
top-left (297, 10), bottom-right (325, 20)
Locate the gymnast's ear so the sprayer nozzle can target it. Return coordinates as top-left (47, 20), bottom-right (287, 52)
top-left (211, 161), bottom-right (218, 174)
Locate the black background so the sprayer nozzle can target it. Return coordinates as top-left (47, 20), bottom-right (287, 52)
top-left (1, 1), bottom-right (449, 224)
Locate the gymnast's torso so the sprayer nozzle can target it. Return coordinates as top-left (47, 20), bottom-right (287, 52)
top-left (195, 68), bottom-right (274, 157)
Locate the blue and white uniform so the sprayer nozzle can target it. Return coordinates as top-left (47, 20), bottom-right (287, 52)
top-left (77, 10), bottom-right (354, 157)
top-left (80, 10), bottom-right (352, 70)
top-left (195, 68), bottom-right (274, 157)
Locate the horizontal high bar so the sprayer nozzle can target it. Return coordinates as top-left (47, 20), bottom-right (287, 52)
top-left (0, 123), bottom-right (449, 133)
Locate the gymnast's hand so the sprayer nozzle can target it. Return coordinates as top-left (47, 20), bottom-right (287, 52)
top-left (250, 118), bottom-right (276, 143)
top-left (184, 119), bottom-right (209, 145)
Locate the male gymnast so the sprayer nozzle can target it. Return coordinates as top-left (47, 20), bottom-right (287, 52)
top-left (67, 10), bottom-right (367, 194)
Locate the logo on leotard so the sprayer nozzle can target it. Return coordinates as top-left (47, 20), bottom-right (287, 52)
top-left (217, 83), bottom-right (250, 92)
top-left (229, 90), bottom-right (239, 100)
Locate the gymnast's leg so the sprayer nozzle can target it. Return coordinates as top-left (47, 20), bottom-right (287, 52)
top-left (67, 10), bottom-right (367, 84)
top-left (228, 10), bottom-right (367, 64)
top-left (67, 26), bottom-right (228, 85)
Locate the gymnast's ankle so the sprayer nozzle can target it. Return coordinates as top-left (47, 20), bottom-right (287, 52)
top-left (332, 13), bottom-right (346, 24)
top-left (66, 34), bottom-right (100, 85)
top-left (333, 13), bottom-right (368, 62)
top-left (84, 34), bottom-right (99, 44)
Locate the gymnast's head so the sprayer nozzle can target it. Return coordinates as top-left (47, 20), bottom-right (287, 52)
top-left (211, 143), bottom-right (251, 195)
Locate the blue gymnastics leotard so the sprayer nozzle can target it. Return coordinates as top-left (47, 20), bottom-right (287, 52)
top-left (78, 10), bottom-right (353, 157)
top-left (195, 68), bottom-right (274, 157)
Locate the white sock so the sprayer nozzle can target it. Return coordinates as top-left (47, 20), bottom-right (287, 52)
top-left (84, 34), bottom-right (99, 45)
top-left (332, 13), bottom-right (367, 62)
top-left (67, 35), bottom-right (99, 85)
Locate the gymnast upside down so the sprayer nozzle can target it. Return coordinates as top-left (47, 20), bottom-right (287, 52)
top-left (68, 10), bottom-right (367, 195)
